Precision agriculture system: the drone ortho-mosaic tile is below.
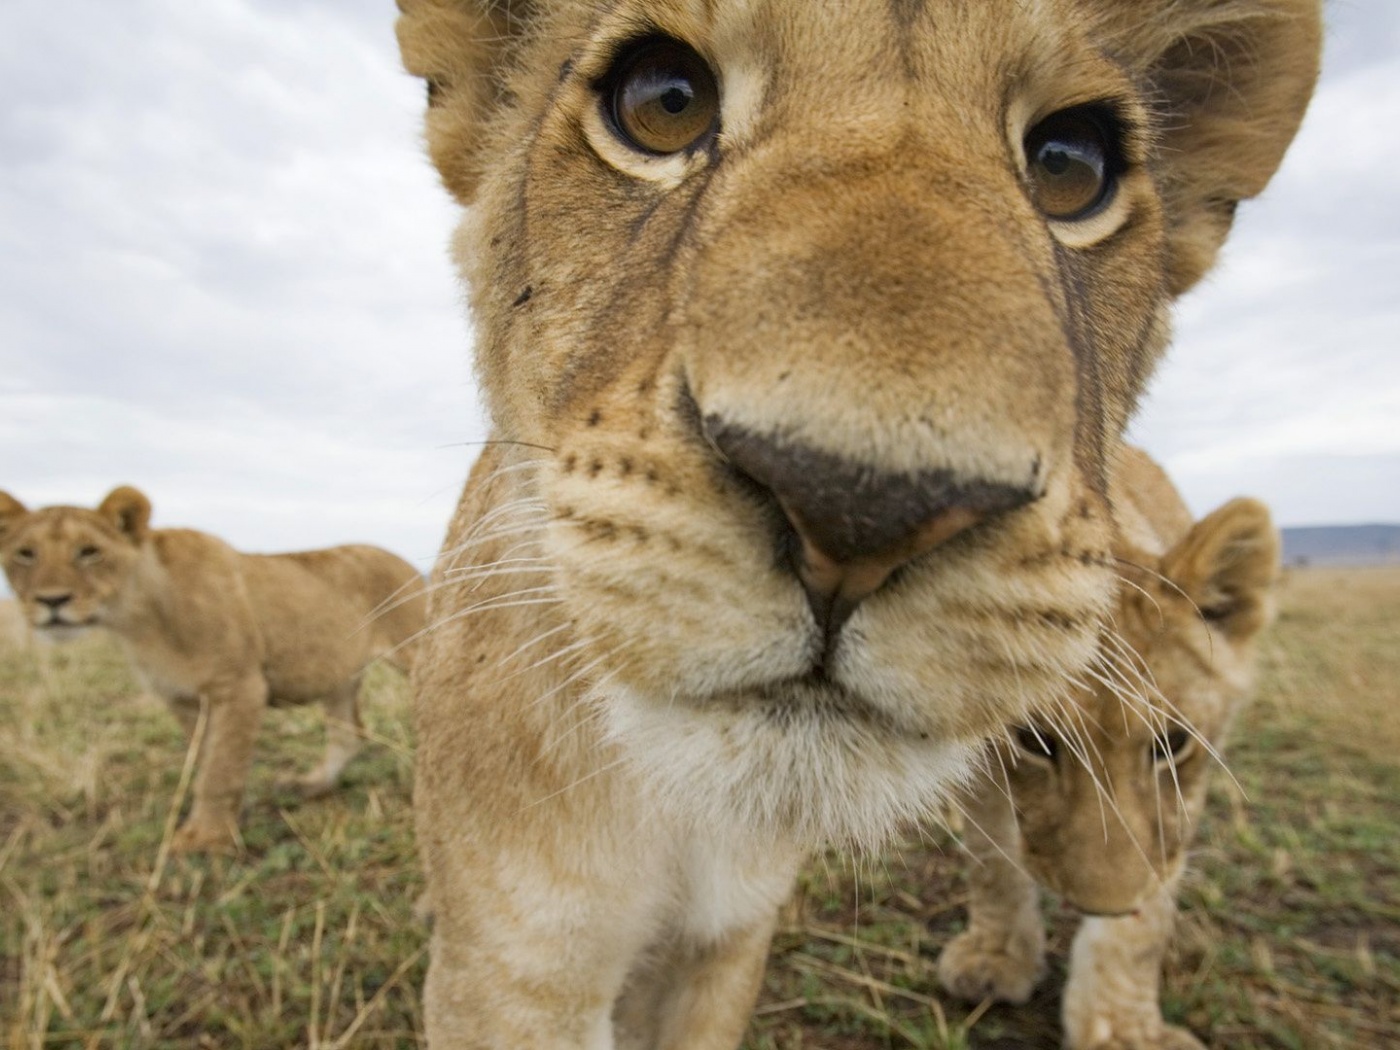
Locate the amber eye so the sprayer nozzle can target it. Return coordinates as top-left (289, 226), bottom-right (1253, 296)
top-left (13, 547), bottom-right (36, 565)
top-left (1024, 108), bottom-right (1120, 221)
top-left (1013, 724), bottom-right (1059, 762)
top-left (77, 545), bottom-right (102, 564)
top-left (608, 38), bottom-right (719, 155)
top-left (1152, 729), bottom-right (1194, 764)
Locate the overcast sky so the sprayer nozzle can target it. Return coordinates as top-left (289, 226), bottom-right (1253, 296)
top-left (2, 0), bottom-right (1396, 585)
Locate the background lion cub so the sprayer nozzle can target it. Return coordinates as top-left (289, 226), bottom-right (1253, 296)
top-left (396, 0), bottom-right (1317, 1045)
top-left (0, 486), bottom-right (427, 852)
top-left (938, 449), bottom-right (1281, 1050)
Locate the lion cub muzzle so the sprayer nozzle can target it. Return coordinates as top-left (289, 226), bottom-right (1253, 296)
top-left (704, 417), bottom-right (1041, 647)
top-left (32, 591), bottom-right (81, 627)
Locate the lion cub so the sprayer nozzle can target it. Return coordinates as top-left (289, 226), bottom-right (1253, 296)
top-left (0, 486), bottom-right (427, 852)
top-left (395, 0), bottom-right (1316, 1042)
top-left (938, 451), bottom-right (1281, 1050)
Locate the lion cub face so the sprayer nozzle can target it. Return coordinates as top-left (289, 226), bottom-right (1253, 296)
top-left (0, 488), bottom-right (151, 638)
top-left (1005, 499), bottom-right (1281, 915)
top-left (399, 0), bottom-right (1317, 842)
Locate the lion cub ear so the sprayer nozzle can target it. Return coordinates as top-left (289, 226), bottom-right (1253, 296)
top-left (1162, 498), bottom-right (1281, 642)
top-left (0, 491), bottom-right (29, 540)
top-left (98, 486), bottom-right (153, 543)
top-left (396, 0), bottom-right (538, 205)
top-left (1103, 0), bottom-right (1322, 295)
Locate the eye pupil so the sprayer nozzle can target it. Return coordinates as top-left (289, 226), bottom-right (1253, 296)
top-left (660, 86), bottom-right (690, 115)
top-left (1039, 146), bottom-right (1071, 177)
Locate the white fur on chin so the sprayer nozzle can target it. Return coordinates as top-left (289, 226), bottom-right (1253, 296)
top-left (603, 681), bottom-right (972, 853)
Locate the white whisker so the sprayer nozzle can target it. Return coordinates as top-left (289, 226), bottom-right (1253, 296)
top-left (496, 621), bottom-right (573, 670)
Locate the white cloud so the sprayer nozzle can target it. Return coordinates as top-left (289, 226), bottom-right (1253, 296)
top-left (0, 0), bottom-right (482, 564)
top-left (1130, 3), bottom-right (1400, 522)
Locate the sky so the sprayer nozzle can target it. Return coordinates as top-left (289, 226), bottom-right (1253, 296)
top-left (1, 0), bottom-right (1397, 585)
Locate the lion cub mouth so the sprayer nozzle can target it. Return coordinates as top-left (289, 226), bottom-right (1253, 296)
top-left (700, 676), bottom-right (921, 737)
top-left (35, 612), bottom-right (98, 629)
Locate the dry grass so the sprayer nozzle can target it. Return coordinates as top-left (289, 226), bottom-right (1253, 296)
top-left (1264, 565), bottom-right (1400, 756)
top-left (0, 639), bottom-right (424, 1049)
top-left (2, 566), bottom-right (1398, 1049)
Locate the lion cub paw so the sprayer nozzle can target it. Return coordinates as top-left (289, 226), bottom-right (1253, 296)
top-left (169, 822), bottom-right (238, 855)
top-left (937, 928), bottom-right (1045, 1004)
top-left (1070, 1018), bottom-right (1205, 1050)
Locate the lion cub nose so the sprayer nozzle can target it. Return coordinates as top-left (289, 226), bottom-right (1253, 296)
top-left (36, 593), bottom-right (73, 610)
top-left (705, 419), bottom-right (1039, 642)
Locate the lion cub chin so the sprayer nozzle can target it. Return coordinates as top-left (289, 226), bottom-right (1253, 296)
top-left (938, 450), bottom-right (1281, 1050)
top-left (0, 486), bottom-right (427, 852)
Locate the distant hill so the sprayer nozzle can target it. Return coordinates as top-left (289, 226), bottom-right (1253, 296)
top-left (1281, 525), bottom-right (1400, 566)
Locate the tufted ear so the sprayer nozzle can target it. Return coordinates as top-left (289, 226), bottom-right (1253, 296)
top-left (0, 491), bottom-right (29, 541)
top-left (1101, 0), bottom-right (1322, 295)
top-left (396, 0), bottom-right (541, 205)
top-left (1162, 497), bottom-right (1281, 642)
top-left (98, 486), bottom-right (153, 543)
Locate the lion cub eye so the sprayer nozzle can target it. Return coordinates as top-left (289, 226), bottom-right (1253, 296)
top-left (76, 545), bottom-right (103, 564)
top-left (1024, 107), bottom-right (1121, 221)
top-left (1013, 724), bottom-right (1059, 763)
top-left (607, 38), bottom-right (719, 155)
top-left (1152, 729), bottom-right (1194, 764)
top-left (13, 547), bottom-right (36, 566)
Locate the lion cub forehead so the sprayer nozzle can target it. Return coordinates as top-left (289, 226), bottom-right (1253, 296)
top-left (567, 0), bottom-right (1133, 155)
top-left (582, 0), bottom-right (1116, 85)
top-left (22, 508), bottom-right (117, 545)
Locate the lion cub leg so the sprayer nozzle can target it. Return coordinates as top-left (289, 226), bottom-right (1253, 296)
top-left (172, 672), bottom-right (268, 853)
top-left (280, 677), bottom-right (364, 798)
top-left (1062, 879), bottom-right (1203, 1050)
top-left (166, 693), bottom-right (206, 751)
top-left (938, 781), bottom-right (1046, 1004)
top-left (614, 914), bottom-right (779, 1050)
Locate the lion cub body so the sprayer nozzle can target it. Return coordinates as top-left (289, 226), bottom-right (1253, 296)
top-left (938, 449), bottom-right (1281, 1049)
top-left (0, 487), bottom-right (427, 851)
top-left (397, 0), bottom-right (1318, 1045)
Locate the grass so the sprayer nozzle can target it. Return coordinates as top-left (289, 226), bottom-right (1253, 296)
top-left (2, 566), bottom-right (1398, 1048)
top-left (0, 643), bottom-right (424, 1048)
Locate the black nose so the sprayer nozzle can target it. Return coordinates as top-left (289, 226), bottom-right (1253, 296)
top-left (704, 418), bottom-right (1039, 642)
top-left (37, 593), bottom-right (73, 610)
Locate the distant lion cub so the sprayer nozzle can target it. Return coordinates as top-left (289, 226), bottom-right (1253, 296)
top-left (938, 449), bottom-right (1281, 1050)
top-left (0, 486), bottom-right (427, 852)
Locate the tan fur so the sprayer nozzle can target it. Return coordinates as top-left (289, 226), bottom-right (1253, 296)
top-left (396, 2), bottom-right (1318, 1045)
top-left (938, 449), bottom-right (1282, 1049)
top-left (0, 487), bottom-right (427, 852)
top-left (0, 598), bottom-right (32, 653)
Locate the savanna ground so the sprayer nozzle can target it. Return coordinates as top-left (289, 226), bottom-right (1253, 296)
top-left (2, 566), bottom-right (1397, 1049)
